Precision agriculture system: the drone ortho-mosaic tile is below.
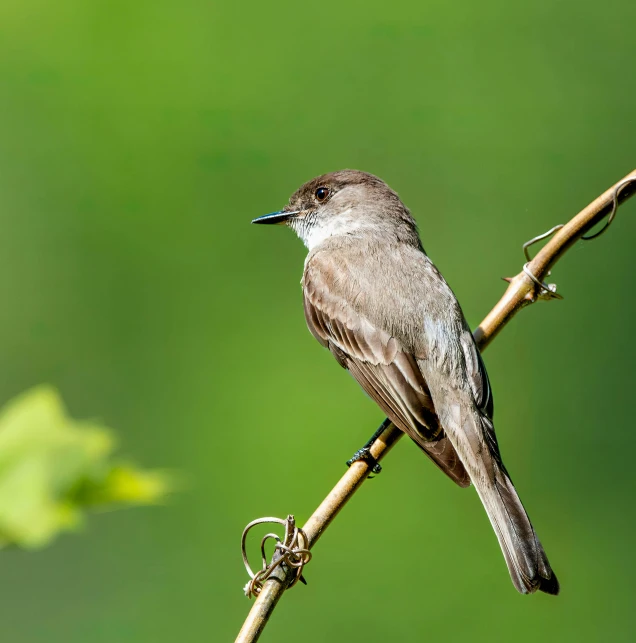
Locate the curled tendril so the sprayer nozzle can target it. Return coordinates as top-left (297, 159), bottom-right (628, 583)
top-left (520, 176), bottom-right (636, 300)
top-left (241, 515), bottom-right (312, 599)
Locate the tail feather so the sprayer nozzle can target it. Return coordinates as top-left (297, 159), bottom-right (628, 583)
top-left (476, 462), bottom-right (559, 595)
top-left (425, 374), bottom-right (559, 595)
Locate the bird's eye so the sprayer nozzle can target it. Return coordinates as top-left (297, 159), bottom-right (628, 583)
top-left (315, 187), bottom-right (330, 202)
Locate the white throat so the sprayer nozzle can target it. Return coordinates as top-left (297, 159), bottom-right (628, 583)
top-left (297, 209), bottom-right (368, 250)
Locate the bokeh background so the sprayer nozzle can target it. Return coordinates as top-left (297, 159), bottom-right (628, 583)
top-left (1, 0), bottom-right (635, 641)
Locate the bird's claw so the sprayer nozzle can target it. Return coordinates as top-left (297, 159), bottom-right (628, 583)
top-left (346, 447), bottom-right (382, 476)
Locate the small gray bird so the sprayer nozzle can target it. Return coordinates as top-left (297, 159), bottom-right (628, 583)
top-left (252, 170), bottom-right (559, 595)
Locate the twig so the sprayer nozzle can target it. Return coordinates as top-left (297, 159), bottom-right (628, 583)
top-left (474, 170), bottom-right (636, 349)
top-left (236, 169), bottom-right (636, 643)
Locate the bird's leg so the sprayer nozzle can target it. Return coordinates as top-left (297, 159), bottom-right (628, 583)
top-left (346, 417), bottom-right (392, 475)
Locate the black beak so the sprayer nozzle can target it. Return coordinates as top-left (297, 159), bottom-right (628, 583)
top-left (251, 210), bottom-right (300, 225)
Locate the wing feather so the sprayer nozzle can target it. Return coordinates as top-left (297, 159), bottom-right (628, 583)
top-left (303, 260), bottom-right (470, 487)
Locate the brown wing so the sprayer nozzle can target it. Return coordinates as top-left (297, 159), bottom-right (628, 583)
top-left (303, 261), bottom-right (470, 487)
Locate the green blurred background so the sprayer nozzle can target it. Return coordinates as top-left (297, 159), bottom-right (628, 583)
top-left (1, 0), bottom-right (635, 641)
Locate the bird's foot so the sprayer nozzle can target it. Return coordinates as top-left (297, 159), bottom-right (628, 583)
top-left (346, 447), bottom-right (382, 476)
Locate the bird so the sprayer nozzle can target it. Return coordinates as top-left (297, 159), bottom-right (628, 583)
top-left (252, 169), bottom-right (559, 595)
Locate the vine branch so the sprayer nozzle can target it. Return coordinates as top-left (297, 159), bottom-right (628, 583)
top-left (236, 169), bottom-right (636, 643)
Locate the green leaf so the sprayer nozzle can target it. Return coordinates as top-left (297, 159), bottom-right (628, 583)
top-left (0, 385), bottom-right (174, 549)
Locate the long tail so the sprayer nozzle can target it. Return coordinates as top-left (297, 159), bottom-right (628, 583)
top-left (437, 395), bottom-right (560, 595)
top-left (473, 458), bottom-right (559, 595)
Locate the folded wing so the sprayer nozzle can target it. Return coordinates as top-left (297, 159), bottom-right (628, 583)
top-left (303, 259), bottom-right (470, 487)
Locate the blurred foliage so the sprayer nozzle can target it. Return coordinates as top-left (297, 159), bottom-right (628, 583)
top-left (0, 386), bottom-right (172, 549)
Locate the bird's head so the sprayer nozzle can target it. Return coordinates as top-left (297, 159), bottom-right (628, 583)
top-left (252, 170), bottom-right (421, 250)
